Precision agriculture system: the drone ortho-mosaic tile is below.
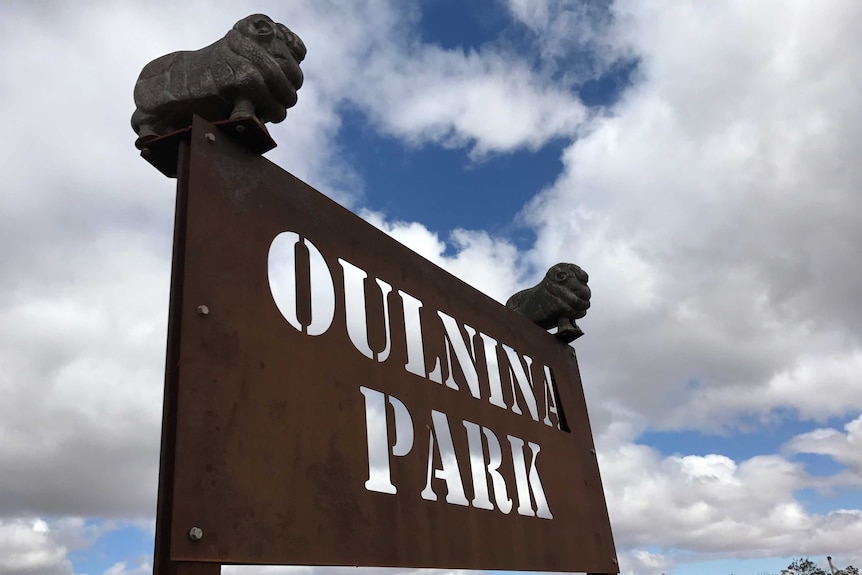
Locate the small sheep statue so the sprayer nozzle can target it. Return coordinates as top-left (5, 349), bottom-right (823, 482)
top-left (506, 263), bottom-right (591, 342)
top-left (131, 14), bottom-right (306, 148)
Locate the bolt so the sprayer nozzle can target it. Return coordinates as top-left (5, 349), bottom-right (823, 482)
top-left (590, 448), bottom-right (596, 455)
top-left (205, 132), bottom-right (216, 142)
top-left (188, 526), bottom-right (204, 541)
top-left (235, 124), bottom-right (246, 133)
top-left (197, 305), bottom-right (210, 316)
top-left (612, 557), bottom-right (618, 564)
top-left (141, 148), bottom-right (151, 156)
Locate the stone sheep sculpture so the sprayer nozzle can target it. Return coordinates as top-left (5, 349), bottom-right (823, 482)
top-left (131, 14), bottom-right (306, 148)
top-left (506, 263), bottom-right (591, 342)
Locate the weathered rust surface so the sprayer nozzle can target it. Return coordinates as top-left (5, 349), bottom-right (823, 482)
top-left (139, 116), bottom-right (275, 178)
top-left (153, 140), bottom-right (191, 575)
top-left (172, 563), bottom-right (221, 575)
top-left (160, 116), bottom-right (618, 573)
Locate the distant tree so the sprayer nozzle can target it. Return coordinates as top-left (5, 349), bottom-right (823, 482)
top-left (780, 557), bottom-right (858, 575)
top-left (779, 557), bottom-right (823, 575)
top-left (782, 557), bottom-right (827, 575)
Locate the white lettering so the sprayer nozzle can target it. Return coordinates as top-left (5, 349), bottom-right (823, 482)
top-left (508, 435), bottom-right (552, 519)
top-left (421, 410), bottom-right (469, 506)
top-left (542, 365), bottom-right (563, 429)
top-left (268, 232), bottom-right (335, 336)
top-left (340, 259), bottom-right (393, 362)
top-left (269, 225), bottom-right (570, 514)
top-left (398, 290), bottom-right (428, 379)
top-left (438, 313), bottom-right (481, 399)
top-left (359, 394), bottom-right (549, 519)
top-left (479, 333), bottom-right (507, 410)
top-left (359, 387), bottom-right (414, 494)
top-left (463, 421), bottom-right (513, 513)
top-left (502, 345), bottom-right (539, 421)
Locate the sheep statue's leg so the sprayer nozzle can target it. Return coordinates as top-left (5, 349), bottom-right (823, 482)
top-left (556, 316), bottom-right (584, 343)
top-left (230, 97), bottom-right (256, 120)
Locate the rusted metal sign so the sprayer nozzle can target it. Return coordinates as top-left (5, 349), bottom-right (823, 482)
top-left (154, 116), bottom-right (617, 574)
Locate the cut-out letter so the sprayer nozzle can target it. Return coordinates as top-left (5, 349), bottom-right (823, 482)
top-left (268, 231), bottom-right (335, 336)
top-left (542, 365), bottom-right (564, 430)
top-left (360, 387), bottom-right (414, 494)
top-left (508, 435), bottom-right (552, 519)
top-left (479, 333), bottom-right (507, 410)
top-left (501, 344), bottom-right (539, 421)
top-left (340, 259), bottom-right (393, 362)
top-left (463, 421), bottom-right (513, 513)
top-left (421, 410), bottom-right (468, 506)
top-left (437, 312), bottom-right (481, 398)
top-left (399, 290), bottom-right (428, 379)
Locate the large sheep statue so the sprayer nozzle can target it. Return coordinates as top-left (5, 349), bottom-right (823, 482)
top-left (131, 14), bottom-right (306, 148)
top-left (506, 263), bottom-right (591, 342)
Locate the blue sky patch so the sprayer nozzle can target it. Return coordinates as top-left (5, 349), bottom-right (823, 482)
top-left (336, 104), bottom-right (567, 246)
top-left (69, 523), bottom-right (152, 575)
top-left (639, 413), bottom-right (851, 463)
top-left (418, 0), bottom-right (506, 51)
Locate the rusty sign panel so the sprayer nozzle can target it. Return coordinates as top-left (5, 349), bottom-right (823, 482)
top-left (157, 116), bottom-right (617, 573)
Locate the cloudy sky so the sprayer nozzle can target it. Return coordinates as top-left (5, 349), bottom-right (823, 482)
top-left (2, 1), bottom-right (861, 574)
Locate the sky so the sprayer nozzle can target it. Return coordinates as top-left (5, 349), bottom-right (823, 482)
top-left (1, 1), bottom-right (861, 574)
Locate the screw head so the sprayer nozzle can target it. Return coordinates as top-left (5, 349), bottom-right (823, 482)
top-left (235, 124), bottom-right (246, 133)
top-left (205, 132), bottom-right (216, 142)
top-left (188, 526), bottom-right (204, 541)
top-left (590, 448), bottom-right (596, 455)
top-left (197, 305), bottom-right (209, 316)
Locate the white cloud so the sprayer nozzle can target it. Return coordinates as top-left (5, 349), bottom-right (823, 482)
top-left (661, 350), bottom-right (862, 429)
top-left (299, 0), bottom-right (594, 158)
top-left (0, 519), bottom-right (71, 575)
top-left (356, 47), bottom-right (589, 157)
top-left (523, 0), bottom-right (862, 430)
top-left (0, 231), bottom-right (166, 517)
top-left (0, 518), bottom-right (112, 575)
top-left (617, 548), bottom-right (674, 575)
top-left (361, 211), bottom-right (522, 303)
top-left (785, 415), bottom-right (862, 486)
top-left (102, 562), bottom-right (152, 575)
top-left (599, 439), bottom-right (862, 557)
top-left (506, 0), bottom-right (627, 73)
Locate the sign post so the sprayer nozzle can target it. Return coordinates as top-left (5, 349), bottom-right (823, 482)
top-left (151, 116), bottom-right (618, 574)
